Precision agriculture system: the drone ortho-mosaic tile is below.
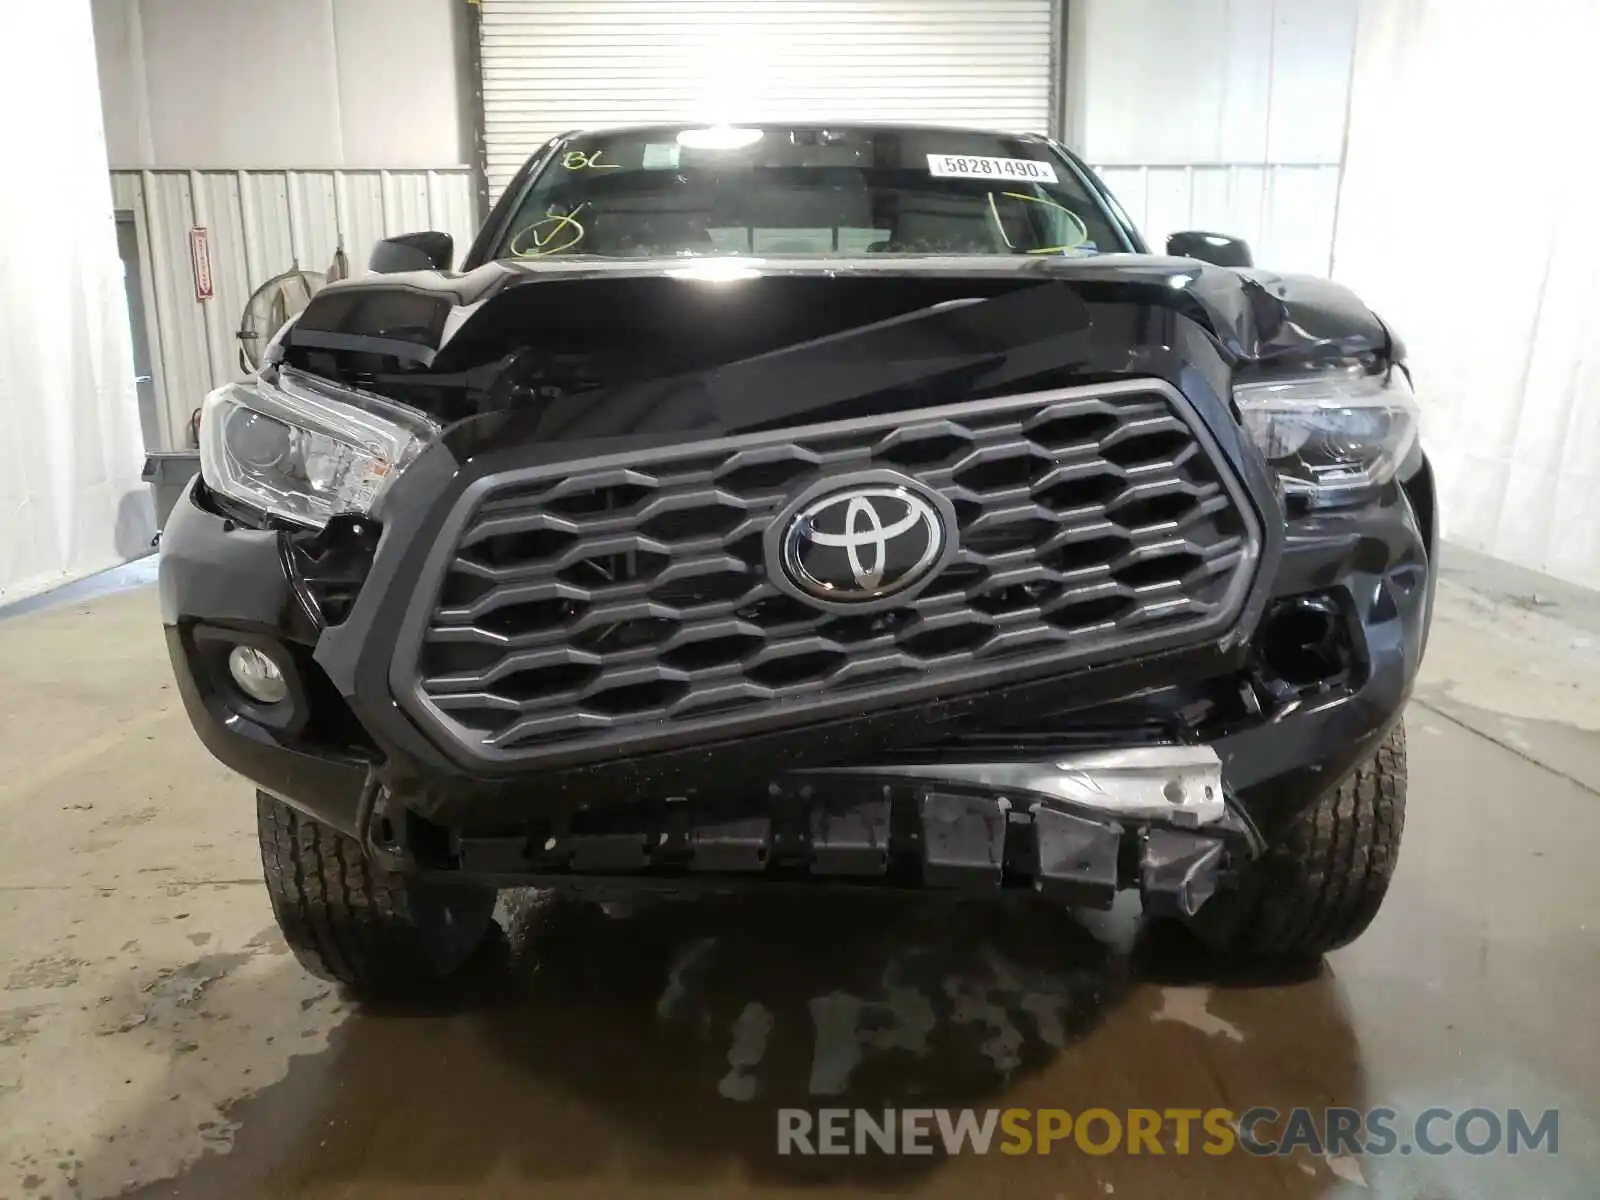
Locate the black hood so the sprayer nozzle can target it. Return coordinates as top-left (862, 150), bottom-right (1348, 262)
top-left (285, 254), bottom-right (1392, 366)
top-left (274, 255), bottom-right (1398, 447)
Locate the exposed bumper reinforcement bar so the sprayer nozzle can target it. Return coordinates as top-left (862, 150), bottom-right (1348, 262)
top-left (426, 746), bottom-right (1256, 917)
top-left (798, 744), bottom-right (1231, 827)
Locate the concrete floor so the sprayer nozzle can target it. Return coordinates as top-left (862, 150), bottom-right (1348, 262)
top-left (1, 550), bottom-right (1597, 1199)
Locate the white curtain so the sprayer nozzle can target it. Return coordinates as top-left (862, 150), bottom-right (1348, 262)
top-left (0, 0), bottom-right (152, 604)
top-left (1332, 0), bottom-right (1600, 585)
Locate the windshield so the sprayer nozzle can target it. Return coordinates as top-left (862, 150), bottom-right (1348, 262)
top-left (492, 125), bottom-right (1129, 261)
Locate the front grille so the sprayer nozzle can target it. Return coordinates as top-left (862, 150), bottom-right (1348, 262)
top-left (400, 381), bottom-right (1260, 765)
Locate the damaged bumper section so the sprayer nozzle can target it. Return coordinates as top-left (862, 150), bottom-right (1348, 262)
top-left (439, 746), bottom-right (1249, 917)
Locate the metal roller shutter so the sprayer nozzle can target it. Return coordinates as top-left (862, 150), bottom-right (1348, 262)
top-left (480, 0), bottom-right (1057, 198)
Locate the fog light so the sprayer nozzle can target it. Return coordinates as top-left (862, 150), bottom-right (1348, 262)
top-left (228, 645), bottom-right (288, 704)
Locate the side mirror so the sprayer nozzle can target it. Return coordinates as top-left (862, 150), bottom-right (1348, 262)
top-left (1166, 230), bottom-right (1253, 268)
top-left (369, 231), bottom-right (454, 274)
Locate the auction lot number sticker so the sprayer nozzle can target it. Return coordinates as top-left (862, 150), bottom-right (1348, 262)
top-left (926, 154), bottom-right (1059, 183)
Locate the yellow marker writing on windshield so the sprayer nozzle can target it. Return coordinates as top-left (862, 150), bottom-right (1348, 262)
top-left (987, 190), bottom-right (1091, 255)
top-left (1001, 191), bottom-right (1091, 255)
top-left (563, 150), bottom-right (619, 171)
top-left (509, 203), bottom-right (588, 257)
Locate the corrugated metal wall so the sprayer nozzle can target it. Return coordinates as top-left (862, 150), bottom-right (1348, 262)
top-left (111, 168), bottom-right (478, 450)
top-left (479, 0), bottom-right (1058, 198)
top-left (1092, 162), bottom-right (1341, 276)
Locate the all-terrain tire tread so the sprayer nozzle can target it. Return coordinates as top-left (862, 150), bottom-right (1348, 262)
top-left (256, 792), bottom-right (492, 993)
top-left (1225, 723), bottom-right (1407, 958)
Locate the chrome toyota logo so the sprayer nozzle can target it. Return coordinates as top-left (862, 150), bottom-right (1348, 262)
top-left (765, 472), bottom-right (959, 612)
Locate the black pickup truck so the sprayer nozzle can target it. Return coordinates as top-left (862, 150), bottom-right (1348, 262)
top-left (160, 123), bottom-right (1433, 995)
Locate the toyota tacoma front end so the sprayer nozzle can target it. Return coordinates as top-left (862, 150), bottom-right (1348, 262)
top-left (159, 124), bottom-right (1434, 994)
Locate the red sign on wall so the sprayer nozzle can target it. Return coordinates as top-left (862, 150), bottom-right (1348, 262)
top-left (189, 227), bottom-right (214, 301)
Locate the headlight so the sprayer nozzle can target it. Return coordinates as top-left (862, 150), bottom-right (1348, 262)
top-left (1234, 369), bottom-right (1420, 506)
top-left (199, 368), bottom-right (437, 527)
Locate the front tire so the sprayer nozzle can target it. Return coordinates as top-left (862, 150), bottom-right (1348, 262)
top-left (256, 791), bottom-right (496, 996)
top-left (1198, 722), bottom-right (1407, 959)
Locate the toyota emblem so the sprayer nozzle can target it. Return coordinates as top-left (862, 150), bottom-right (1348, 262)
top-left (765, 471), bottom-right (959, 612)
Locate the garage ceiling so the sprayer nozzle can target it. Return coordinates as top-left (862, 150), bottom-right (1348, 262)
top-left (479, 0), bottom-right (1058, 198)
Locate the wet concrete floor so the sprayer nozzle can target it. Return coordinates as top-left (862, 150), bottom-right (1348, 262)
top-left (1, 552), bottom-right (1597, 1199)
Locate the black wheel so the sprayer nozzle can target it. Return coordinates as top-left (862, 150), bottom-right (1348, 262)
top-left (1196, 722), bottom-right (1407, 960)
top-left (256, 791), bottom-right (497, 996)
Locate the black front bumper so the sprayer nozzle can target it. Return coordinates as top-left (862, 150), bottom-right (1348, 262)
top-left (160, 389), bottom-right (1435, 907)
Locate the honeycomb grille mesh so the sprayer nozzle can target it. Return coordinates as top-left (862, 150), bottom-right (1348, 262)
top-left (406, 384), bottom-right (1256, 761)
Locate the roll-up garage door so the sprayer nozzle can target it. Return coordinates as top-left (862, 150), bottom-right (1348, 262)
top-left (479, 0), bottom-right (1057, 199)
